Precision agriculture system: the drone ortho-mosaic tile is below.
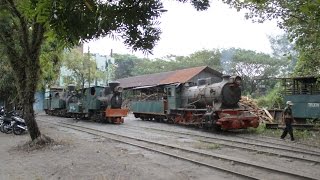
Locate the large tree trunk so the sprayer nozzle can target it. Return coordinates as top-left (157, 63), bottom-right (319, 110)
top-left (14, 56), bottom-right (42, 141)
top-left (11, 62), bottom-right (41, 140)
top-left (22, 90), bottom-right (41, 140)
top-left (2, 0), bottom-right (46, 141)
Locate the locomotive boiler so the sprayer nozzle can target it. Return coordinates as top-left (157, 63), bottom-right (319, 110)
top-left (181, 75), bottom-right (242, 109)
top-left (131, 75), bottom-right (259, 130)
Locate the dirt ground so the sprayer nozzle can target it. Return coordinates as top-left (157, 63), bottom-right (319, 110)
top-left (0, 115), bottom-right (241, 180)
top-left (1, 113), bottom-right (320, 180)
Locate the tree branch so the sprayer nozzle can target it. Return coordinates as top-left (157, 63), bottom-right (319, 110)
top-left (6, 0), bottom-right (30, 54)
top-left (31, 22), bottom-right (45, 61)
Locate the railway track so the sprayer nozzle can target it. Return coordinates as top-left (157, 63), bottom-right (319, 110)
top-left (236, 134), bottom-right (320, 150)
top-left (38, 119), bottom-right (318, 180)
top-left (124, 124), bottom-right (320, 163)
top-left (127, 120), bottom-right (320, 154)
top-left (127, 117), bottom-right (320, 153)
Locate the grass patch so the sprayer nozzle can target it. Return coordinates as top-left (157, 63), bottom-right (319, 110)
top-left (248, 124), bottom-right (320, 146)
top-left (247, 123), bottom-right (267, 134)
top-left (193, 142), bottom-right (221, 150)
top-left (294, 129), bottom-right (313, 139)
top-left (261, 128), bottom-right (283, 137)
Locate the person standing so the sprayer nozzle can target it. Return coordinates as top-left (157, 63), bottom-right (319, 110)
top-left (281, 101), bottom-right (295, 141)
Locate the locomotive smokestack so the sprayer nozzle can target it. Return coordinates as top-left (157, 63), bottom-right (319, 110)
top-left (108, 81), bottom-right (120, 92)
top-left (222, 75), bottom-right (231, 82)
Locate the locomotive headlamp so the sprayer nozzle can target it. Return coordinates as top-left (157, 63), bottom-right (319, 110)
top-left (114, 86), bottom-right (123, 93)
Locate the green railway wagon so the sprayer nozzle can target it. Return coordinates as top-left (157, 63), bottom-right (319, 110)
top-left (284, 95), bottom-right (320, 119)
top-left (282, 76), bottom-right (320, 121)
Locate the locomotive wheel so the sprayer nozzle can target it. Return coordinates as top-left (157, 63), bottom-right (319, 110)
top-left (167, 117), bottom-right (174, 124)
top-left (213, 124), bottom-right (222, 132)
top-left (198, 122), bottom-right (204, 129)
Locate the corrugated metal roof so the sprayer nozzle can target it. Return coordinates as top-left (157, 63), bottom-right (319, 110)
top-left (117, 66), bottom-right (222, 89)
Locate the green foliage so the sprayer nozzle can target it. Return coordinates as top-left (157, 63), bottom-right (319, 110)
top-left (222, 48), bottom-right (285, 95)
top-left (249, 126), bottom-right (319, 145)
top-left (42, 0), bottom-right (209, 53)
top-left (171, 49), bottom-right (223, 72)
top-left (39, 40), bottom-right (63, 89)
top-left (0, 55), bottom-right (17, 103)
top-left (62, 48), bottom-right (101, 89)
top-left (113, 54), bottom-right (138, 79)
top-left (222, 0), bottom-right (320, 76)
top-left (247, 123), bottom-right (266, 134)
top-left (268, 34), bottom-right (297, 74)
top-left (294, 130), bottom-right (312, 139)
top-left (256, 83), bottom-right (284, 109)
top-left (294, 52), bottom-right (320, 76)
top-left (113, 49), bottom-right (222, 79)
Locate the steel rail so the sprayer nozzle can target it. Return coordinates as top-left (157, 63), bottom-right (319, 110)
top-left (235, 135), bottom-right (320, 152)
top-left (120, 125), bottom-right (320, 164)
top-left (39, 119), bottom-right (318, 180)
top-left (127, 124), bottom-right (320, 157)
top-left (39, 120), bottom-right (256, 180)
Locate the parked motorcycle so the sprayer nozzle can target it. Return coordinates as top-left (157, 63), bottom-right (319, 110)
top-left (0, 110), bottom-right (27, 135)
top-left (0, 115), bottom-right (4, 133)
top-left (0, 113), bottom-right (14, 134)
top-left (12, 115), bottom-right (27, 135)
top-left (0, 107), bottom-right (7, 133)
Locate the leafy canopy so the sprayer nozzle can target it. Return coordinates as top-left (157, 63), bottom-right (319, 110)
top-left (19, 0), bottom-right (209, 53)
top-left (112, 49), bottom-right (222, 79)
top-left (222, 0), bottom-right (320, 75)
top-left (222, 48), bottom-right (285, 95)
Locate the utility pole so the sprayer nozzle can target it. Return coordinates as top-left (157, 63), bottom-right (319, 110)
top-left (108, 49), bottom-right (113, 83)
top-left (95, 62), bottom-right (98, 86)
top-left (105, 55), bottom-right (109, 84)
top-left (88, 46), bottom-right (91, 88)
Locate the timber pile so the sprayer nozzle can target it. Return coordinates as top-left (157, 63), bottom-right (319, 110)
top-left (239, 96), bottom-right (274, 123)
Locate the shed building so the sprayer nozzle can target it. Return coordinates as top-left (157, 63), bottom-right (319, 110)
top-left (116, 66), bottom-right (223, 89)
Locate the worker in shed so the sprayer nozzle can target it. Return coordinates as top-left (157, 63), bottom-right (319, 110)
top-left (280, 101), bottom-right (296, 141)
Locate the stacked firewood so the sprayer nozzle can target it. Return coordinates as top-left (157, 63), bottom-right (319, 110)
top-left (239, 96), bottom-right (274, 123)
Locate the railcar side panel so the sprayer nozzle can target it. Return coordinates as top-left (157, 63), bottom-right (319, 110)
top-left (131, 100), bottom-right (166, 115)
top-left (285, 95), bottom-right (320, 118)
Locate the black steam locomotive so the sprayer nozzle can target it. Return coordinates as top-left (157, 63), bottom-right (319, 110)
top-left (130, 75), bottom-right (259, 130)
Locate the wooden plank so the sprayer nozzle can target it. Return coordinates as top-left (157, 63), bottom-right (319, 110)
top-left (263, 108), bottom-right (274, 123)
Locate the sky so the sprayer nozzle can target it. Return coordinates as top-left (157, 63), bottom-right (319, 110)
top-left (84, 0), bottom-right (284, 58)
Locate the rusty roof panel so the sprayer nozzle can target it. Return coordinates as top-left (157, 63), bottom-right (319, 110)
top-left (117, 66), bottom-right (221, 89)
top-left (160, 66), bottom-right (207, 84)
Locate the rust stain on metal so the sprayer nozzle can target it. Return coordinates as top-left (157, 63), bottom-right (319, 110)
top-left (105, 108), bottom-right (129, 117)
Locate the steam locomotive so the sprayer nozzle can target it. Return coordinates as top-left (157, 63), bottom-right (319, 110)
top-left (130, 75), bottom-right (259, 130)
top-left (43, 81), bottom-right (128, 124)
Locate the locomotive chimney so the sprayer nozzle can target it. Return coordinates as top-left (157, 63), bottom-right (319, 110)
top-left (108, 81), bottom-right (121, 92)
top-left (67, 84), bottom-right (76, 92)
top-left (222, 75), bottom-right (231, 82)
